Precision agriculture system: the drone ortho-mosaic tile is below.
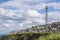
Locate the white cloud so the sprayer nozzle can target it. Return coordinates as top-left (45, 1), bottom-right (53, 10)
top-left (0, 0), bottom-right (60, 34)
top-left (48, 11), bottom-right (60, 23)
top-left (48, 2), bottom-right (60, 9)
top-left (0, 0), bottom-right (46, 10)
top-left (1, 6), bottom-right (60, 33)
top-left (0, 7), bottom-right (45, 33)
top-left (0, 8), bottom-right (5, 14)
top-left (19, 23), bottom-right (23, 27)
top-left (4, 23), bottom-right (10, 27)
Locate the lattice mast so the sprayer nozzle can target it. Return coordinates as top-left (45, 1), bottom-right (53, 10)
top-left (45, 6), bottom-right (48, 25)
top-left (45, 4), bottom-right (49, 32)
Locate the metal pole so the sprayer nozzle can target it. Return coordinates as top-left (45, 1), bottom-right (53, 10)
top-left (45, 5), bottom-right (48, 32)
top-left (46, 6), bottom-right (48, 25)
top-left (45, 0), bottom-right (48, 25)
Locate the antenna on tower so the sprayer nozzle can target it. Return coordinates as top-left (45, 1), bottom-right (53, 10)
top-left (45, 1), bottom-right (48, 32)
top-left (45, 6), bottom-right (48, 25)
top-left (45, 0), bottom-right (48, 25)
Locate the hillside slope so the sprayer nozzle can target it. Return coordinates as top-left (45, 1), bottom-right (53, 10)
top-left (1, 22), bottom-right (60, 40)
top-left (11, 22), bottom-right (60, 34)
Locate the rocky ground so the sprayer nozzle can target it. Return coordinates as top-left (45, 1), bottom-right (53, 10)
top-left (11, 22), bottom-right (60, 34)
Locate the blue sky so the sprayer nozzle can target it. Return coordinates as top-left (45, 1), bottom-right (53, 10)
top-left (0, 0), bottom-right (11, 3)
top-left (0, 0), bottom-right (60, 34)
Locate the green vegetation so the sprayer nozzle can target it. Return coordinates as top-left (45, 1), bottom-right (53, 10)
top-left (38, 33), bottom-right (60, 40)
top-left (0, 33), bottom-right (60, 40)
